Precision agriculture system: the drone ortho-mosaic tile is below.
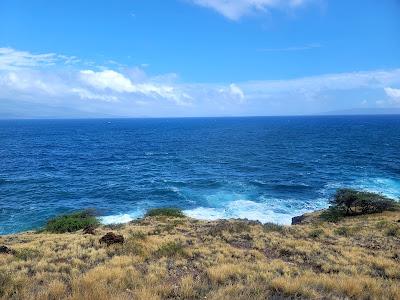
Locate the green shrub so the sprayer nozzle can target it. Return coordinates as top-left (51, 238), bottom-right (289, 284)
top-left (330, 189), bottom-right (397, 215)
top-left (129, 230), bottom-right (147, 240)
top-left (208, 221), bottom-right (250, 236)
top-left (376, 220), bottom-right (390, 229)
top-left (145, 208), bottom-right (185, 218)
top-left (385, 225), bottom-right (400, 237)
top-left (319, 207), bottom-right (345, 222)
top-left (14, 248), bottom-right (41, 261)
top-left (309, 228), bottom-right (324, 238)
top-left (156, 241), bottom-right (185, 257)
top-left (44, 210), bottom-right (99, 233)
top-left (334, 226), bottom-right (350, 236)
top-left (263, 222), bottom-right (286, 232)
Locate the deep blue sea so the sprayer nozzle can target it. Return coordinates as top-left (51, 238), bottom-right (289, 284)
top-left (1, 116), bottom-right (400, 234)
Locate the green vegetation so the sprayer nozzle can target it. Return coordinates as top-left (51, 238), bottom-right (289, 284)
top-left (44, 210), bottom-right (99, 233)
top-left (263, 222), bottom-right (286, 232)
top-left (1, 209), bottom-right (400, 299)
top-left (320, 189), bottom-right (398, 222)
top-left (14, 248), bottom-right (41, 261)
top-left (156, 241), bottom-right (185, 257)
top-left (334, 226), bottom-right (351, 236)
top-left (145, 208), bottom-right (185, 218)
top-left (385, 225), bottom-right (400, 237)
top-left (330, 188), bottom-right (397, 215)
top-left (308, 228), bottom-right (324, 238)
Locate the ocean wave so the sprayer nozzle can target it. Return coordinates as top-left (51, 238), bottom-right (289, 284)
top-left (184, 199), bottom-right (311, 225)
top-left (352, 177), bottom-right (400, 200)
top-left (100, 210), bottom-right (144, 225)
top-left (318, 177), bottom-right (400, 201)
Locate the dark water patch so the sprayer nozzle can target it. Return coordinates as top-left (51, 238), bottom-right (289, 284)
top-left (1, 116), bottom-right (400, 234)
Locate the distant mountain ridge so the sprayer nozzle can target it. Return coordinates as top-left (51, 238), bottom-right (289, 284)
top-left (319, 108), bottom-right (400, 116)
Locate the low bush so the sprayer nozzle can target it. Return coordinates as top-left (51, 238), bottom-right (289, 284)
top-left (319, 207), bottom-right (345, 222)
top-left (156, 241), bottom-right (185, 257)
top-left (14, 248), bottom-right (41, 261)
top-left (208, 221), bottom-right (250, 236)
top-left (145, 208), bottom-right (185, 218)
top-left (44, 210), bottom-right (99, 233)
top-left (263, 222), bottom-right (286, 232)
top-left (309, 228), bottom-right (324, 238)
top-left (129, 230), bottom-right (147, 240)
top-left (385, 225), bottom-right (400, 237)
top-left (330, 189), bottom-right (397, 215)
top-left (334, 226), bottom-right (351, 237)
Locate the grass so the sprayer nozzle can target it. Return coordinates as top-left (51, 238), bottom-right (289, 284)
top-left (0, 208), bottom-right (399, 299)
top-left (319, 206), bottom-right (345, 222)
top-left (145, 208), bottom-right (185, 218)
top-left (156, 241), bottom-right (185, 257)
top-left (44, 210), bottom-right (100, 233)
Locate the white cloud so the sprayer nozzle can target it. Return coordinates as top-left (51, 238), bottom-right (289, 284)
top-left (189, 0), bottom-right (311, 20)
top-left (258, 43), bottom-right (322, 52)
top-left (384, 87), bottom-right (400, 104)
top-left (229, 83), bottom-right (245, 102)
top-left (80, 70), bottom-right (135, 93)
top-left (1, 47), bottom-right (400, 118)
top-left (0, 47), bottom-right (78, 70)
top-left (241, 69), bottom-right (400, 99)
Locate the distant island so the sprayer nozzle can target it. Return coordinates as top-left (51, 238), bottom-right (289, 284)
top-left (319, 107), bottom-right (400, 116)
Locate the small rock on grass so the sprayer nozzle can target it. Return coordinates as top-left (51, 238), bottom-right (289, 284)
top-left (99, 232), bottom-right (124, 246)
top-left (0, 245), bottom-right (15, 254)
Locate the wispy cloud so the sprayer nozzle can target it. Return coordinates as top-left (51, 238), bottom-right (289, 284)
top-left (0, 47), bottom-right (79, 70)
top-left (189, 0), bottom-right (313, 20)
top-left (257, 43), bottom-right (322, 52)
top-left (1, 47), bottom-right (400, 117)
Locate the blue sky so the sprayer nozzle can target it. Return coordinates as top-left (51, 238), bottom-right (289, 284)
top-left (0, 0), bottom-right (399, 118)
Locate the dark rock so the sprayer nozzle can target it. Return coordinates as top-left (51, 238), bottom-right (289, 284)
top-left (83, 225), bottom-right (96, 235)
top-left (0, 245), bottom-right (14, 254)
top-left (291, 215), bottom-right (306, 225)
top-left (235, 219), bottom-right (262, 226)
top-left (99, 232), bottom-right (124, 246)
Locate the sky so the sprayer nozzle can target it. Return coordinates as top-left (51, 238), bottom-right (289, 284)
top-left (0, 0), bottom-right (399, 118)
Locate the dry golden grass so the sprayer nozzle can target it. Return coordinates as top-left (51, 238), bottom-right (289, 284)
top-left (1, 211), bottom-right (399, 299)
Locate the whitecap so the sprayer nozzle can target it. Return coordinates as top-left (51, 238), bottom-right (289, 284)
top-left (184, 199), bottom-right (310, 225)
top-left (99, 209), bottom-right (144, 225)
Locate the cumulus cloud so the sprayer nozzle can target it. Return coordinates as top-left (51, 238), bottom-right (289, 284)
top-left (189, 0), bottom-right (311, 20)
top-left (80, 70), bottom-right (136, 93)
top-left (1, 47), bottom-right (400, 118)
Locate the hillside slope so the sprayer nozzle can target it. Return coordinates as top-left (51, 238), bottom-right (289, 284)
top-left (1, 211), bottom-right (400, 299)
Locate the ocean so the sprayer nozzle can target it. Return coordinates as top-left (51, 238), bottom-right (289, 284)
top-left (1, 116), bottom-right (400, 234)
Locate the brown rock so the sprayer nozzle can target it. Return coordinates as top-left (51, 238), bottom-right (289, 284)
top-left (0, 245), bottom-right (14, 254)
top-left (291, 215), bottom-right (306, 225)
top-left (99, 232), bottom-right (124, 246)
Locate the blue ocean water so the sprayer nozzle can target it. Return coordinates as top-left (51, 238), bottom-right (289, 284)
top-left (1, 116), bottom-right (400, 234)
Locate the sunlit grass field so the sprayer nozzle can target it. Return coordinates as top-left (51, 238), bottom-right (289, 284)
top-left (1, 210), bottom-right (399, 299)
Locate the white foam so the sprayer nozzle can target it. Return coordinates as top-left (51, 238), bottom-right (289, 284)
top-left (353, 178), bottom-right (400, 200)
top-left (184, 199), bottom-right (307, 225)
top-left (100, 210), bottom-right (144, 225)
